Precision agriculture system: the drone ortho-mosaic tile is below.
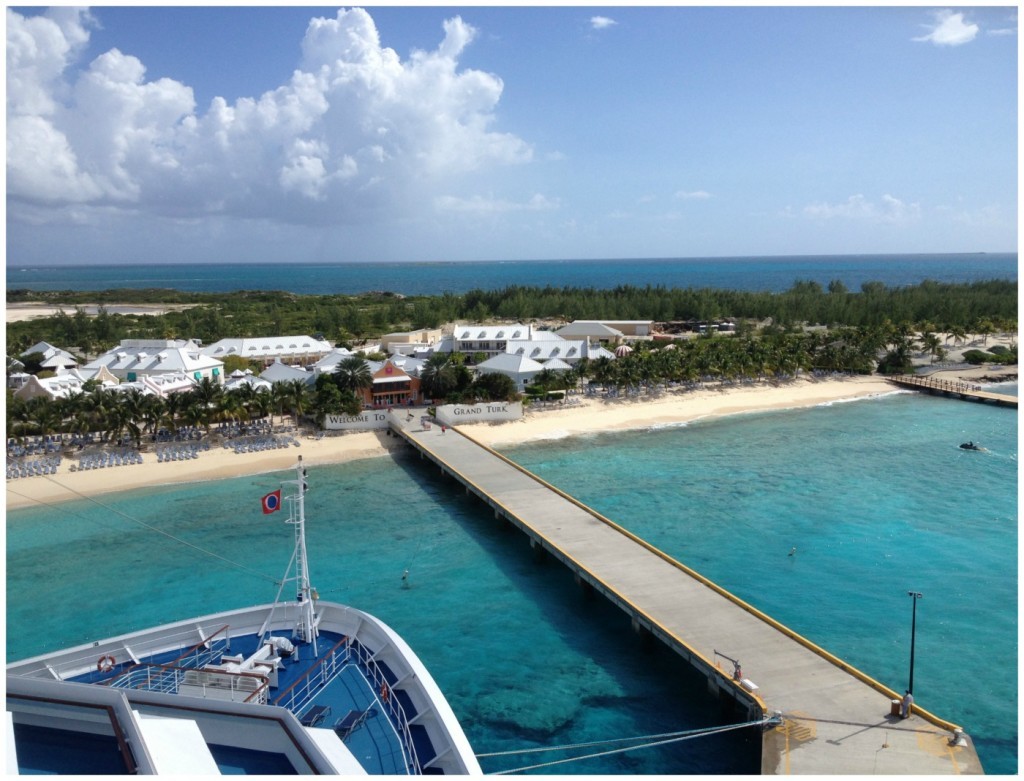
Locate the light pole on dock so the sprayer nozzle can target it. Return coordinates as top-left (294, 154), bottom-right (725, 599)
top-left (907, 591), bottom-right (923, 694)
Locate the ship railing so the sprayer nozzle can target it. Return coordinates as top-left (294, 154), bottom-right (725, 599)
top-left (272, 636), bottom-right (422, 774)
top-left (273, 634), bottom-right (351, 714)
top-left (167, 627), bottom-right (232, 670)
top-left (36, 625), bottom-right (232, 682)
top-left (348, 640), bottom-right (424, 775)
top-left (109, 664), bottom-right (270, 705)
top-left (108, 665), bottom-right (184, 694)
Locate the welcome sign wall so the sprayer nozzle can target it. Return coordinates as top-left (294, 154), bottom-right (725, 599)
top-left (435, 402), bottom-right (523, 426)
top-left (324, 411), bottom-right (390, 430)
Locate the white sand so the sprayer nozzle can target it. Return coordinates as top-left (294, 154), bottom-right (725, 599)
top-left (6, 303), bottom-right (199, 323)
top-left (7, 375), bottom-right (901, 511)
top-left (6, 329), bottom-right (1014, 512)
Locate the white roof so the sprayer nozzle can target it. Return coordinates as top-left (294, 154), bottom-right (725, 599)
top-left (260, 361), bottom-right (315, 384)
top-left (224, 375), bottom-right (273, 392)
top-left (312, 348), bottom-right (356, 371)
top-left (21, 341), bottom-right (78, 368)
top-left (541, 357), bottom-right (573, 371)
top-left (555, 322), bottom-right (624, 338)
top-left (202, 336), bottom-right (333, 360)
top-left (477, 353), bottom-right (545, 373)
top-left (506, 338), bottom-right (583, 361)
top-left (86, 345), bottom-right (222, 375)
top-left (13, 369), bottom-right (105, 400)
top-left (453, 323), bottom-right (529, 341)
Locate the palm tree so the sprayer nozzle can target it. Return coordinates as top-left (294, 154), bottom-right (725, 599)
top-left (421, 353), bottom-right (459, 401)
top-left (281, 379), bottom-right (311, 427)
top-left (590, 356), bottom-right (616, 390)
top-left (117, 388), bottom-right (149, 447)
top-left (188, 376), bottom-right (224, 433)
top-left (918, 332), bottom-right (943, 364)
top-left (250, 388), bottom-right (273, 424)
top-left (333, 355), bottom-right (373, 398)
top-left (947, 325), bottom-right (968, 349)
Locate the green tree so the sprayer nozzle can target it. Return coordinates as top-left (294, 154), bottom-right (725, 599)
top-left (333, 355), bottom-right (373, 396)
top-left (470, 372), bottom-right (519, 402)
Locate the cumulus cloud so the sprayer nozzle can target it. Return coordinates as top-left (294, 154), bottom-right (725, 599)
top-left (674, 189), bottom-right (712, 200)
top-left (435, 193), bottom-right (559, 213)
top-left (6, 6), bottom-right (533, 227)
top-left (590, 16), bottom-right (617, 30)
top-left (802, 194), bottom-right (920, 223)
top-left (913, 10), bottom-right (979, 46)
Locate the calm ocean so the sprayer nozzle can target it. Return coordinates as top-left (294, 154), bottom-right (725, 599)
top-left (7, 387), bottom-right (1017, 773)
top-left (6, 254), bottom-right (1018, 772)
top-left (5, 253), bottom-right (1018, 295)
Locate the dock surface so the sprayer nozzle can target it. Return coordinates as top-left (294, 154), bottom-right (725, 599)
top-left (391, 415), bottom-right (983, 775)
top-left (889, 374), bottom-right (1017, 407)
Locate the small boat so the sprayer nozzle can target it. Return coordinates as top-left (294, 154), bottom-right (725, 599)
top-left (6, 457), bottom-right (481, 775)
top-left (959, 441), bottom-right (987, 452)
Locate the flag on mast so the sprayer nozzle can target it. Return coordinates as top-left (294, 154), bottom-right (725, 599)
top-left (261, 489), bottom-right (282, 514)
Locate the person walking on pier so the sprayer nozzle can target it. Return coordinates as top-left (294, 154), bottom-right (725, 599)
top-left (900, 690), bottom-right (914, 719)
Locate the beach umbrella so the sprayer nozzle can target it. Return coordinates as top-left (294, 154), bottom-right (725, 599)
top-left (614, 345), bottom-right (633, 358)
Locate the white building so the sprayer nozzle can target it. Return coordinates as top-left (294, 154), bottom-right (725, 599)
top-left (201, 335), bottom-right (333, 367)
top-left (224, 371), bottom-right (273, 393)
top-left (20, 341), bottom-right (78, 372)
top-left (380, 329), bottom-right (443, 356)
top-left (85, 340), bottom-right (224, 384)
top-left (554, 321), bottom-right (625, 343)
top-left (437, 323), bottom-right (534, 363)
top-left (311, 348), bottom-right (356, 374)
top-left (13, 368), bottom-right (118, 402)
top-left (474, 353), bottom-right (546, 391)
top-left (506, 334), bottom-right (586, 364)
top-left (259, 360), bottom-right (316, 386)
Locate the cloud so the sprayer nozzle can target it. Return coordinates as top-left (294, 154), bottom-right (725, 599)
top-left (913, 10), bottom-right (979, 46)
top-left (6, 7), bottom-right (532, 227)
top-left (590, 16), bottom-right (617, 30)
top-left (435, 193), bottom-right (559, 214)
top-left (801, 194), bottom-right (920, 223)
top-left (674, 189), bottom-right (712, 200)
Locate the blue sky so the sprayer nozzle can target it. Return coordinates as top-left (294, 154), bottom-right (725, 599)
top-left (6, 5), bottom-right (1018, 265)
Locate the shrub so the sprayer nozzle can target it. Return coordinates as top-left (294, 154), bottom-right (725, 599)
top-left (962, 349), bottom-right (993, 364)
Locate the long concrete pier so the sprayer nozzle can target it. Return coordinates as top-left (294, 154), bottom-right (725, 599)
top-left (889, 374), bottom-right (1017, 407)
top-left (389, 413), bottom-right (983, 775)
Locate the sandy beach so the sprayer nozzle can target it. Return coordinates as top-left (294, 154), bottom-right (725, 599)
top-left (4, 374), bottom-right (904, 512)
top-left (6, 302), bottom-right (200, 323)
top-left (6, 329), bottom-right (1015, 512)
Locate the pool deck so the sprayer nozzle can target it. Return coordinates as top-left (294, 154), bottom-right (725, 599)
top-left (391, 414), bottom-right (984, 775)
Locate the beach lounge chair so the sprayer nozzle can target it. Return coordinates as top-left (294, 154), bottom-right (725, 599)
top-left (334, 708), bottom-right (370, 739)
top-left (299, 704), bottom-right (331, 727)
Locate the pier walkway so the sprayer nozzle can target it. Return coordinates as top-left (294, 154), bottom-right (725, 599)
top-left (390, 414), bottom-right (983, 775)
top-left (889, 374), bottom-right (1017, 407)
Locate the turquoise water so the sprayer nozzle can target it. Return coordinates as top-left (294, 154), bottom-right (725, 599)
top-left (6, 388), bottom-right (1017, 773)
top-left (6, 253), bottom-right (1017, 295)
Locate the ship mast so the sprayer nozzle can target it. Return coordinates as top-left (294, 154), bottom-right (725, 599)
top-left (287, 456), bottom-right (319, 651)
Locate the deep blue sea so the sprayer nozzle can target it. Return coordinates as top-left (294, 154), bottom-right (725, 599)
top-left (7, 386), bottom-right (1017, 774)
top-left (5, 253), bottom-right (1017, 295)
top-left (5, 253), bottom-right (1018, 772)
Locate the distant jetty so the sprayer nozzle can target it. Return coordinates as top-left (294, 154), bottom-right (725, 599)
top-left (888, 374), bottom-right (1017, 408)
